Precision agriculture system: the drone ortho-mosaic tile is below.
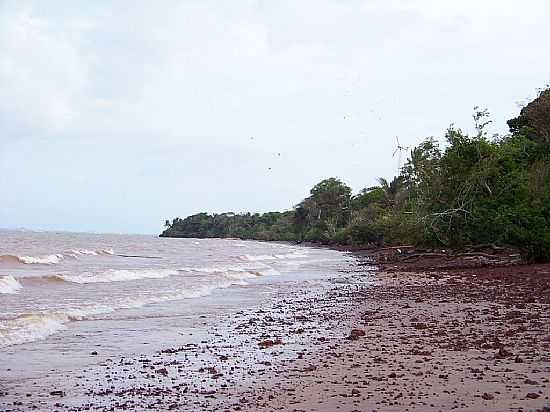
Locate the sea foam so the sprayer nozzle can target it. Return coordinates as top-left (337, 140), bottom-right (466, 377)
top-left (18, 254), bottom-right (65, 265)
top-left (27, 264), bottom-right (277, 286)
top-left (241, 251), bottom-right (307, 261)
top-left (56, 268), bottom-right (180, 284)
top-left (0, 275), bottom-right (23, 294)
top-left (0, 313), bottom-right (68, 347)
top-left (0, 249), bottom-right (115, 266)
top-left (64, 248), bottom-right (114, 257)
top-left (0, 273), bottom-right (263, 347)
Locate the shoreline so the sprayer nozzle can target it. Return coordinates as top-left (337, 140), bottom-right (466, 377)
top-left (2, 250), bottom-right (549, 411)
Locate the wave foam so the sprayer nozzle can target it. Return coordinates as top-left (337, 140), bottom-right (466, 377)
top-left (24, 264), bottom-right (279, 286)
top-left (242, 254), bottom-right (277, 261)
top-left (276, 251), bottom-right (308, 259)
top-left (0, 253), bottom-right (64, 265)
top-left (18, 254), bottom-right (65, 264)
top-left (0, 273), bottom-right (265, 347)
top-left (0, 313), bottom-right (68, 347)
top-left (0, 249), bottom-right (115, 266)
top-left (241, 251), bottom-right (308, 261)
top-left (56, 268), bottom-right (180, 284)
top-left (178, 266), bottom-right (277, 279)
top-left (0, 276), bottom-right (23, 294)
top-left (64, 248), bottom-right (113, 257)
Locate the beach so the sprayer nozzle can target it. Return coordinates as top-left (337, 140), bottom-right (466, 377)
top-left (2, 2), bottom-right (549, 411)
top-left (2, 239), bottom-right (549, 411)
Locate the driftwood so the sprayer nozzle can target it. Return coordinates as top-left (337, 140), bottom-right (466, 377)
top-left (375, 245), bottom-right (415, 251)
top-left (462, 244), bottom-right (507, 251)
top-left (401, 252), bottom-right (513, 261)
top-left (358, 243), bottom-right (524, 269)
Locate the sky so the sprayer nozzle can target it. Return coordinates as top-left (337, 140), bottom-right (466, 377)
top-left (1, 0), bottom-right (549, 234)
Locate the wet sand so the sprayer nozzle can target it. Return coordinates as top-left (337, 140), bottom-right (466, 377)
top-left (2, 260), bottom-right (550, 411)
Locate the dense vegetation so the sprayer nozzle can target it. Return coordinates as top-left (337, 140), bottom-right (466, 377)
top-left (161, 89), bottom-right (550, 261)
top-left (161, 211), bottom-right (296, 241)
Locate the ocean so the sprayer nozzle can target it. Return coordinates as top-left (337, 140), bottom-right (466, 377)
top-left (0, 230), bottom-right (350, 354)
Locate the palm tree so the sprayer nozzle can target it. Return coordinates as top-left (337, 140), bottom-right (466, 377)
top-left (377, 176), bottom-right (407, 207)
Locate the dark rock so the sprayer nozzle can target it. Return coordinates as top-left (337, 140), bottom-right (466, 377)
top-left (347, 329), bottom-right (366, 340)
top-left (199, 366), bottom-right (218, 374)
top-left (482, 393), bottom-right (494, 400)
top-left (258, 338), bottom-right (283, 349)
top-left (156, 368), bottom-right (169, 376)
top-left (495, 347), bottom-right (513, 359)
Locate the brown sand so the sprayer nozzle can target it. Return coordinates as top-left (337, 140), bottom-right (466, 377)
top-left (2, 261), bottom-right (549, 411)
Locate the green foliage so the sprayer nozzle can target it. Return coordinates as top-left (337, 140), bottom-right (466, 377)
top-left (303, 227), bottom-right (329, 243)
top-left (332, 221), bottom-right (384, 246)
top-left (398, 98), bottom-right (550, 260)
top-left (161, 211), bottom-right (295, 241)
top-left (508, 87), bottom-right (550, 144)
top-left (292, 206), bottom-right (309, 241)
top-left (377, 176), bottom-right (408, 208)
top-left (352, 187), bottom-right (385, 210)
top-left (304, 178), bottom-right (352, 228)
top-left (161, 88), bottom-right (550, 261)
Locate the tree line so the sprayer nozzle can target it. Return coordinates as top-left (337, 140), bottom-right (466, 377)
top-left (161, 88), bottom-right (550, 262)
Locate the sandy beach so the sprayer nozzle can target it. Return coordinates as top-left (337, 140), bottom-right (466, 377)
top-left (2, 2), bottom-right (550, 410)
top-left (2, 251), bottom-right (549, 412)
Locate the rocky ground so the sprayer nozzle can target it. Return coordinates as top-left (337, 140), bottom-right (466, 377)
top-left (1, 259), bottom-right (549, 411)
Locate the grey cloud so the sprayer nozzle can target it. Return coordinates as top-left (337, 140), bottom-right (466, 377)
top-left (0, 0), bottom-right (548, 233)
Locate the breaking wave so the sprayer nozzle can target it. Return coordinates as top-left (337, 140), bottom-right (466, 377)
top-left (42, 265), bottom-right (277, 285)
top-left (0, 254), bottom-right (64, 265)
top-left (0, 314), bottom-right (68, 347)
top-left (242, 254), bottom-right (277, 261)
top-left (179, 266), bottom-right (278, 280)
top-left (19, 254), bottom-right (65, 264)
top-left (52, 269), bottom-right (180, 284)
top-left (0, 272), bottom-right (270, 347)
top-left (64, 248), bottom-right (114, 258)
top-left (0, 255), bottom-right (20, 264)
top-left (0, 249), bottom-right (114, 266)
top-left (0, 275), bottom-right (23, 294)
top-left (241, 251), bottom-right (308, 261)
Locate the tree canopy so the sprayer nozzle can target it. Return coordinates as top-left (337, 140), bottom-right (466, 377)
top-left (161, 88), bottom-right (550, 262)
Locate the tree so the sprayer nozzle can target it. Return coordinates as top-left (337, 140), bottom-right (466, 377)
top-left (508, 87), bottom-right (550, 144)
top-left (293, 205), bottom-right (308, 241)
top-left (308, 178), bottom-right (352, 228)
top-left (160, 87), bottom-right (550, 261)
top-left (377, 176), bottom-right (407, 208)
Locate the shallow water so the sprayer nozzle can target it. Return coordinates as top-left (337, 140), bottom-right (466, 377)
top-left (0, 230), bottom-right (351, 383)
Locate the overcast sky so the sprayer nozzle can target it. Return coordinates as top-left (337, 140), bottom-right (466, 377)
top-left (1, 0), bottom-right (549, 234)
